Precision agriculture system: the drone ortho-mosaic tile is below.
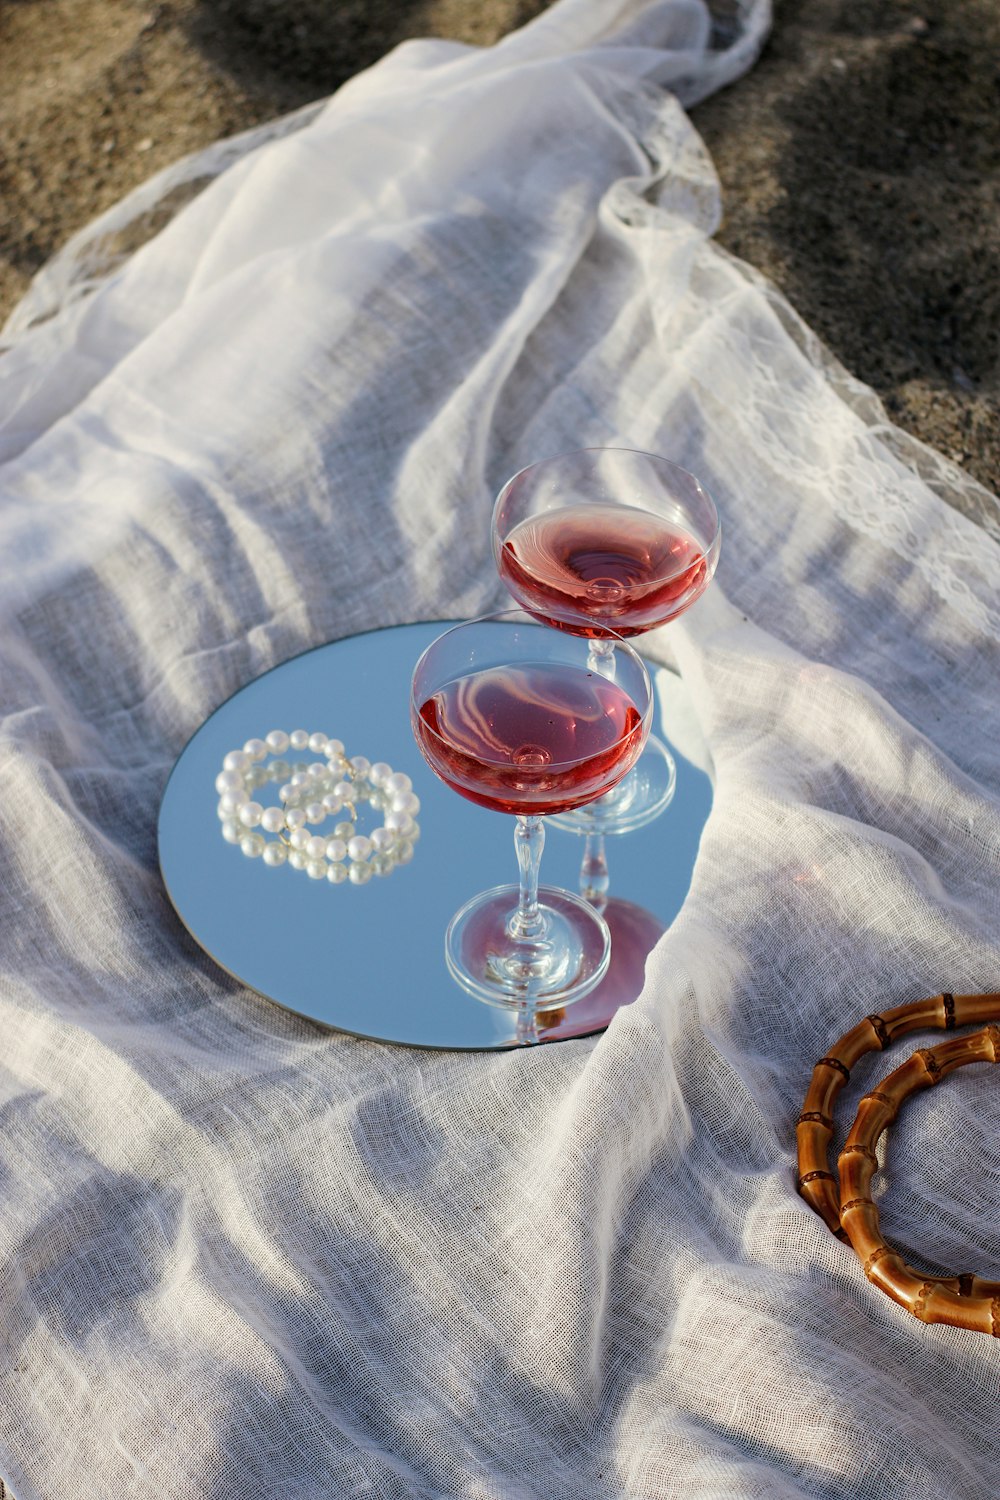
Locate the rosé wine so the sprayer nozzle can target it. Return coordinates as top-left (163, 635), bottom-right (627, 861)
top-left (498, 501), bottom-right (709, 636)
top-left (416, 661), bottom-right (644, 815)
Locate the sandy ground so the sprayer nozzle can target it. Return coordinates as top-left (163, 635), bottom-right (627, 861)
top-left (1, 0), bottom-right (997, 491)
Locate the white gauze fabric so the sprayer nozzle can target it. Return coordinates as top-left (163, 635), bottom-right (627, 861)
top-left (2, 1), bottom-right (1000, 1497)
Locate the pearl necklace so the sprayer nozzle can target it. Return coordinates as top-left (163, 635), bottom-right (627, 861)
top-left (216, 729), bottom-right (420, 884)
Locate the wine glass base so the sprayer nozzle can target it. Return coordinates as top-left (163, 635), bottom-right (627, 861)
top-left (445, 884), bottom-right (611, 1012)
top-left (548, 734), bottom-right (677, 837)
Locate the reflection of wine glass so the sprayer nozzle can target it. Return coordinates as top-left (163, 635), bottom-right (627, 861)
top-left (534, 898), bottom-right (667, 1042)
top-left (493, 447), bottom-right (720, 901)
top-left (410, 609), bottom-right (652, 1025)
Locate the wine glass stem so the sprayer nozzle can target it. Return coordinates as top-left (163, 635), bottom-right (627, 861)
top-left (515, 1011), bottom-right (540, 1046)
top-left (586, 638), bottom-right (628, 814)
top-left (579, 831), bottom-right (609, 914)
top-left (508, 814), bottom-right (546, 942)
top-left (587, 637), bottom-right (617, 681)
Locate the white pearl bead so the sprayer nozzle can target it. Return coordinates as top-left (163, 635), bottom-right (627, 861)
top-left (219, 730), bottom-right (423, 883)
top-left (391, 791), bottom-right (421, 816)
top-left (219, 725), bottom-right (420, 887)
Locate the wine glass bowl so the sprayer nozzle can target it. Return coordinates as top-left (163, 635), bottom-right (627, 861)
top-left (412, 632), bottom-right (648, 817)
top-left (410, 610), bottom-right (653, 1018)
top-left (493, 447), bottom-right (721, 638)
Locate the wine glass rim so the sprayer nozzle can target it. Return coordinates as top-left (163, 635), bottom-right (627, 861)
top-left (410, 608), bottom-right (653, 773)
top-left (493, 445), bottom-right (721, 579)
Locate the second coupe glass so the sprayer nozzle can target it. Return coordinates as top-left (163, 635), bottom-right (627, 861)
top-left (494, 448), bottom-right (720, 642)
top-left (493, 447), bottom-right (720, 895)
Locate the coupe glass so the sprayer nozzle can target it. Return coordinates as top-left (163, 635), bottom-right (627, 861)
top-left (411, 609), bottom-right (653, 1024)
top-left (493, 447), bottom-right (720, 906)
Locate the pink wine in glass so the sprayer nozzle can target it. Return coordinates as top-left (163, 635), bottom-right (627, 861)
top-left (498, 501), bottom-right (709, 636)
top-left (416, 662), bottom-right (644, 816)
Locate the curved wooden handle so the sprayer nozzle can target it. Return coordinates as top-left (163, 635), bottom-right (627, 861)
top-left (796, 992), bottom-right (1000, 1236)
top-left (837, 1025), bottom-right (1000, 1335)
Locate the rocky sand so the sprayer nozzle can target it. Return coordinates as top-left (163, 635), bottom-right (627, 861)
top-left (1, 0), bottom-right (997, 490)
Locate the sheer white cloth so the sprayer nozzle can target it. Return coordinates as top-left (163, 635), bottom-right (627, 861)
top-left (2, 2), bottom-right (1000, 1496)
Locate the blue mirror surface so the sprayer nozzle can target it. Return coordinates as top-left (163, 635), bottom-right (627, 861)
top-left (158, 622), bottom-right (713, 1048)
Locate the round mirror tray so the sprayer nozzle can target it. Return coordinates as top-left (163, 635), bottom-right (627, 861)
top-left (158, 621), bottom-right (713, 1049)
